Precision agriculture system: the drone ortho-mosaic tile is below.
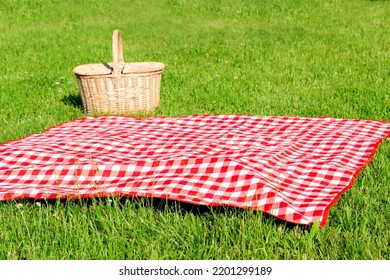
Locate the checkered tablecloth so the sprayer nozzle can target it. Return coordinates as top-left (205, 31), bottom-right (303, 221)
top-left (1, 115), bottom-right (389, 226)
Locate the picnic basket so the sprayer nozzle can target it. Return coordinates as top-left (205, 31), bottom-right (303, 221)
top-left (73, 30), bottom-right (165, 115)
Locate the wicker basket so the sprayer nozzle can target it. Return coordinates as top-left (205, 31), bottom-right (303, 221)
top-left (73, 30), bottom-right (165, 115)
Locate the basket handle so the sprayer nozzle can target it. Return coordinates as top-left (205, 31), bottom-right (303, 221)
top-left (112, 29), bottom-right (124, 75)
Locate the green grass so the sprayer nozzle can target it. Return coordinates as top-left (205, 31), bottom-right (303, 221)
top-left (0, 0), bottom-right (389, 259)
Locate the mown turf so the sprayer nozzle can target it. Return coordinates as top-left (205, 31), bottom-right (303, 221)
top-left (0, 0), bottom-right (389, 259)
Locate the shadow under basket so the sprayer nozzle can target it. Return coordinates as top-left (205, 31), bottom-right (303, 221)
top-left (73, 30), bottom-right (165, 116)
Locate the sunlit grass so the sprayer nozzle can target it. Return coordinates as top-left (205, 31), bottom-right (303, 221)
top-left (0, 0), bottom-right (389, 259)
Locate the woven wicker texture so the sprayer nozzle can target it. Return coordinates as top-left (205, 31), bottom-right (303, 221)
top-left (73, 30), bottom-right (165, 115)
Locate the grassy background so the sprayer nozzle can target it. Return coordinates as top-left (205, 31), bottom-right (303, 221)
top-left (0, 0), bottom-right (389, 259)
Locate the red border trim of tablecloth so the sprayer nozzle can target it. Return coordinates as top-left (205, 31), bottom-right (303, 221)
top-left (319, 138), bottom-right (388, 227)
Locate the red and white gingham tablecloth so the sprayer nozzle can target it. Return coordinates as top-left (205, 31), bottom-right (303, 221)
top-left (1, 115), bottom-right (389, 226)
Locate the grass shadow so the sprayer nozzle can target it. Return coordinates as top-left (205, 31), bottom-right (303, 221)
top-left (12, 195), bottom-right (306, 230)
top-left (61, 92), bottom-right (84, 111)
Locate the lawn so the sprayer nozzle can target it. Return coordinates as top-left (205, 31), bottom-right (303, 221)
top-left (0, 0), bottom-right (389, 259)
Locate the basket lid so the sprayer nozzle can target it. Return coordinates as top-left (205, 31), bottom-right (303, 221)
top-left (73, 62), bottom-right (165, 76)
top-left (73, 63), bottom-right (114, 76)
top-left (123, 62), bottom-right (165, 74)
